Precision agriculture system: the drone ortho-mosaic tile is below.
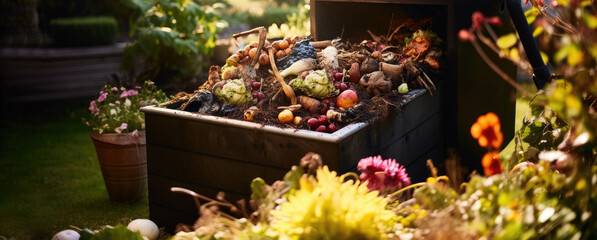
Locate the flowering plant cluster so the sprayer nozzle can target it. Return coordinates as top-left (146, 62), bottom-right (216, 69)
top-left (83, 81), bottom-right (168, 134)
top-left (470, 112), bottom-right (504, 176)
top-left (357, 155), bottom-right (411, 194)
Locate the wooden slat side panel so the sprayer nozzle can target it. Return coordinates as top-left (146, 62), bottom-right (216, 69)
top-left (404, 144), bottom-right (441, 183)
top-left (145, 114), bottom-right (341, 170)
top-left (147, 144), bottom-right (288, 194)
top-left (338, 121), bottom-right (379, 172)
top-left (149, 202), bottom-right (197, 234)
top-left (380, 112), bottom-right (442, 167)
top-left (376, 88), bottom-right (442, 147)
top-left (148, 174), bottom-right (248, 221)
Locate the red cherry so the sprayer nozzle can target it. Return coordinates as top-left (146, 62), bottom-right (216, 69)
top-left (317, 115), bottom-right (329, 125)
top-left (339, 83), bottom-right (348, 91)
top-left (334, 83), bottom-right (341, 89)
top-left (327, 123), bottom-right (337, 133)
top-left (316, 125), bottom-right (327, 132)
top-left (251, 92), bottom-right (259, 99)
top-left (333, 72), bottom-right (344, 82)
top-left (307, 118), bottom-right (320, 128)
top-left (251, 81), bottom-right (262, 90)
top-left (256, 92), bottom-right (265, 100)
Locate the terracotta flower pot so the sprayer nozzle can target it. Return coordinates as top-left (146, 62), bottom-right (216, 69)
top-left (89, 131), bottom-right (147, 203)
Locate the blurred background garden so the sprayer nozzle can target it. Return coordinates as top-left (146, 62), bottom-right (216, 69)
top-left (2, 0), bottom-right (596, 239)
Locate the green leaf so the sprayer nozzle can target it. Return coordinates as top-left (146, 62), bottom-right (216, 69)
top-left (91, 225), bottom-right (143, 240)
top-left (540, 51), bottom-right (549, 64)
top-left (554, 45), bottom-right (570, 62)
top-left (128, 0), bottom-right (155, 13)
top-left (567, 44), bottom-right (583, 66)
top-left (497, 33), bottom-right (518, 49)
top-left (589, 44), bottom-right (597, 58)
top-left (525, 7), bottom-right (540, 24)
top-left (250, 178), bottom-right (267, 201)
top-left (283, 166), bottom-right (304, 192)
top-left (582, 13), bottom-right (597, 29)
top-left (533, 26), bottom-right (544, 37)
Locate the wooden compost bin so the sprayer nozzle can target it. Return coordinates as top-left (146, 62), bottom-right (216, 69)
top-left (141, 86), bottom-right (442, 232)
top-left (142, 0), bottom-right (516, 233)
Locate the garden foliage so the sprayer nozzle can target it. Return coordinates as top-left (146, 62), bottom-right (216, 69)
top-left (121, 0), bottom-right (221, 83)
top-left (49, 16), bottom-right (117, 46)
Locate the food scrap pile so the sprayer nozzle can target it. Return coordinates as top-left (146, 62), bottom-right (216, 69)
top-left (161, 21), bottom-right (444, 133)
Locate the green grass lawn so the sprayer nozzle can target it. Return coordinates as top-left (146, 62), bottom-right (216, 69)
top-left (0, 108), bottom-right (148, 239)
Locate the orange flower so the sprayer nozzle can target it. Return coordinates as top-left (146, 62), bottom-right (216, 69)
top-left (482, 151), bottom-right (502, 176)
top-left (470, 112), bottom-right (503, 150)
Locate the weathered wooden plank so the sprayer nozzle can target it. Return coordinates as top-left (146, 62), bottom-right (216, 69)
top-left (405, 144), bottom-right (441, 183)
top-left (149, 202), bottom-right (197, 234)
top-left (148, 174), bottom-right (249, 218)
top-left (0, 43), bottom-right (126, 60)
top-left (145, 114), bottom-right (343, 170)
top-left (147, 144), bottom-right (288, 195)
top-left (380, 112), bottom-right (442, 167)
top-left (2, 60), bottom-right (120, 85)
top-left (376, 88), bottom-right (442, 148)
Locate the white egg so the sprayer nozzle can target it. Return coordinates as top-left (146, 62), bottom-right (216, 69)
top-left (52, 229), bottom-right (80, 240)
top-left (127, 219), bottom-right (159, 240)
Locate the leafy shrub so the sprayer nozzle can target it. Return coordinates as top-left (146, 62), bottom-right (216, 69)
top-left (121, 0), bottom-right (221, 83)
top-left (0, 0), bottom-right (42, 47)
top-left (49, 16), bottom-right (117, 46)
top-left (247, 7), bottom-right (299, 28)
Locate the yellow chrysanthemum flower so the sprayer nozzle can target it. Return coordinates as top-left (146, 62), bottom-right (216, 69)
top-left (271, 166), bottom-right (397, 240)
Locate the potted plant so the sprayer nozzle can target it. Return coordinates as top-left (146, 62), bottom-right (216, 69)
top-left (84, 80), bottom-right (168, 203)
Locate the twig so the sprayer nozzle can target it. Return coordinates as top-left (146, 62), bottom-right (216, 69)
top-left (470, 38), bottom-right (529, 97)
top-left (483, 21), bottom-right (499, 41)
top-left (387, 24), bottom-right (406, 42)
top-left (476, 30), bottom-right (532, 74)
top-left (233, 27), bottom-right (267, 67)
top-left (268, 47), bottom-right (298, 105)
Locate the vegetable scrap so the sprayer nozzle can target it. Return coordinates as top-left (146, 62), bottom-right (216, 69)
top-left (161, 19), bottom-right (445, 132)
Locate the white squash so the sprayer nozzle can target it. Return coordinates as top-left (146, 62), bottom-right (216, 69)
top-left (127, 219), bottom-right (159, 240)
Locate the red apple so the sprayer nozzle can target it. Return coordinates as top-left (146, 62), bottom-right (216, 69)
top-left (336, 89), bottom-right (358, 108)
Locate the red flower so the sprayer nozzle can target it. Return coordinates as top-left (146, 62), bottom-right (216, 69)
top-left (472, 11), bottom-right (485, 30)
top-left (482, 151), bottom-right (502, 176)
top-left (470, 112), bottom-right (503, 150)
top-left (458, 29), bottom-right (476, 42)
top-left (487, 17), bottom-right (502, 27)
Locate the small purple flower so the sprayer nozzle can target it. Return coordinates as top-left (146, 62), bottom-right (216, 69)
top-left (140, 101), bottom-right (146, 107)
top-left (114, 122), bottom-right (128, 133)
top-left (115, 100), bottom-right (120, 105)
top-left (111, 87), bottom-right (118, 92)
top-left (120, 89), bottom-right (139, 98)
top-left (135, 86), bottom-right (142, 89)
top-left (98, 92), bottom-right (108, 102)
top-left (88, 101), bottom-right (98, 114)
